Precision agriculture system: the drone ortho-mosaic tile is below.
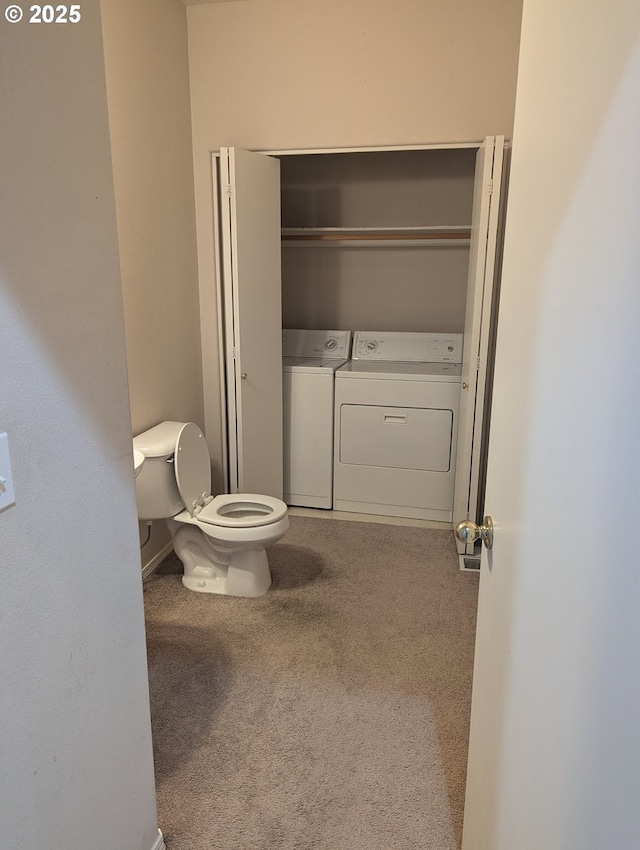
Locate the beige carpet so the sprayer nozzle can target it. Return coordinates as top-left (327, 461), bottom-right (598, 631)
top-left (144, 515), bottom-right (479, 850)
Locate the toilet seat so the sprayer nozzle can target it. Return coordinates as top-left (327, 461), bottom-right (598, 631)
top-left (174, 422), bottom-right (287, 528)
top-left (197, 494), bottom-right (288, 528)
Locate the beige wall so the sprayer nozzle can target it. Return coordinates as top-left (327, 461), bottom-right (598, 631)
top-left (187, 0), bottom-right (523, 151)
top-left (280, 148), bottom-right (477, 332)
top-left (0, 5), bottom-right (159, 848)
top-left (187, 0), bottom-right (523, 473)
top-left (102, 0), bottom-right (202, 567)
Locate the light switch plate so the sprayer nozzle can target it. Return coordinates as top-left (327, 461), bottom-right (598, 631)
top-left (0, 432), bottom-right (16, 513)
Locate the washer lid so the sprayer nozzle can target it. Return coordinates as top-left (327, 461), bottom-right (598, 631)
top-left (174, 422), bottom-right (212, 516)
top-left (282, 356), bottom-right (349, 374)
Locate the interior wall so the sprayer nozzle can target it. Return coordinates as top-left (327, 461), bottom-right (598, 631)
top-left (102, 0), bottom-right (202, 567)
top-left (188, 0), bottom-right (523, 151)
top-left (280, 148), bottom-right (476, 332)
top-left (0, 6), bottom-right (159, 850)
top-left (280, 151), bottom-right (477, 228)
top-left (282, 248), bottom-right (471, 332)
top-left (187, 0), bottom-right (524, 474)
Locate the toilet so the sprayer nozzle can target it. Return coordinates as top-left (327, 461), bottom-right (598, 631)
top-left (133, 421), bottom-right (288, 597)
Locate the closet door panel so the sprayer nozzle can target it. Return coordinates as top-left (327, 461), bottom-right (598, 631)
top-left (220, 147), bottom-right (283, 498)
top-left (453, 136), bottom-right (505, 551)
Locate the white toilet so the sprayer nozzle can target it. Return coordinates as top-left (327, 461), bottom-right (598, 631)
top-left (133, 421), bottom-right (289, 597)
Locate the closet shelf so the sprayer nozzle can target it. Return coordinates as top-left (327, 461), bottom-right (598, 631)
top-left (281, 226), bottom-right (472, 248)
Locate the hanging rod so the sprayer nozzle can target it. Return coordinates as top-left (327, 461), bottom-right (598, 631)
top-left (281, 226), bottom-right (471, 247)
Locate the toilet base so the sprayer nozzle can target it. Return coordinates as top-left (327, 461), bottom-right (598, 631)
top-left (171, 523), bottom-right (273, 597)
top-left (181, 549), bottom-right (272, 597)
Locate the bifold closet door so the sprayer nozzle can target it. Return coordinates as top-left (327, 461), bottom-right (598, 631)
top-left (219, 147), bottom-right (283, 499)
top-left (453, 136), bottom-right (505, 553)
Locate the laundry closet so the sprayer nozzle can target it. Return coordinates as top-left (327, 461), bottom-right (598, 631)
top-left (207, 138), bottom-right (506, 561)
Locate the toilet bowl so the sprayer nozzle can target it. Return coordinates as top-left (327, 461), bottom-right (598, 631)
top-left (133, 421), bottom-right (288, 597)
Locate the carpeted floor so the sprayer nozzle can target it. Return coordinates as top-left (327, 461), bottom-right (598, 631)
top-left (144, 515), bottom-right (479, 850)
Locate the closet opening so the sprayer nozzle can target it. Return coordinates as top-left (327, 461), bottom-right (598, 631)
top-left (208, 139), bottom-right (506, 565)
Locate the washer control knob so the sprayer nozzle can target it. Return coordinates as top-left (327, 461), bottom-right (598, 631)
top-left (324, 338), bottom-right (338, 351)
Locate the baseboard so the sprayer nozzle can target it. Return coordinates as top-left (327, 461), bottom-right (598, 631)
top-left (142, 541), bottom-right (174, 581)
top-left (150, 829), bottom-right (165, 850)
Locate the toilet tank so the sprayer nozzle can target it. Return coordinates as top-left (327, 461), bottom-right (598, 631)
top-left (133, 421), bottom-right (185, 520)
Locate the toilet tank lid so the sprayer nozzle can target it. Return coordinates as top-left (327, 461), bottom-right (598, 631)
top-left (133, 421), bottom-right (187, 458)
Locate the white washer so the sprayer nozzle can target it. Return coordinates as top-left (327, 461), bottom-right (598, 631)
top-left (282, 329), bottom-right (352, 508)
top-left (333, 331), bottom-right (463, 521)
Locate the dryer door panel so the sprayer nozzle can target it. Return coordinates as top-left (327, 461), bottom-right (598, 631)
top-left (339, 404), bottom-right (453, 472)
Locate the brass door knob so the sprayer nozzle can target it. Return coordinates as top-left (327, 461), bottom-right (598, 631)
top-left (241, 372), bottom-right (248, 380)
top-left (455, 516), bottom-right (494, 549)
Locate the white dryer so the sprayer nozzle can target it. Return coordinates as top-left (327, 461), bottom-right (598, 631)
top-left (282, 329), bottom-right (352, 508)
top-left (333, 331), bottom-right (463, 521)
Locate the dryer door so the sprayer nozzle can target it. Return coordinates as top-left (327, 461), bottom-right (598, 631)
top-left (340, 405), bottom-right (453, 472)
